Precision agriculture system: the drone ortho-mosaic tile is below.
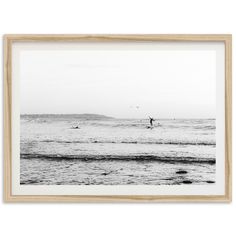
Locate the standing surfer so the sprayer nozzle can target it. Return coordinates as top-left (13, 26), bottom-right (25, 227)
top-left (149, 116), bottom-right (155, 127)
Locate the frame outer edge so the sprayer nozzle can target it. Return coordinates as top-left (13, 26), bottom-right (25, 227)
top-left (3, 34), bottom-right (232, 202)
top-left (225, 35), bottom-right (232, 202)
top-left (3, 35), bottom-right (12, 202)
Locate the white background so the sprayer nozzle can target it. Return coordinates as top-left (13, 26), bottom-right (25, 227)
top-left (0, 0), bottom-right (235, 236)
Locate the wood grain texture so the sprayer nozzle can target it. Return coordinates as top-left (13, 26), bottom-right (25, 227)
top-left (3, 34), bottom-right (232, 202)
top-left (3, 34), bottom-right (232, 42)
top-left (224, 35), bottom-right (232, 202)
top-left (4, 36), bottom-right (12, 202)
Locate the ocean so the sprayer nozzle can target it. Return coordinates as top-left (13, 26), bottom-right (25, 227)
top-left (20, 114), bottom-right (216, 185)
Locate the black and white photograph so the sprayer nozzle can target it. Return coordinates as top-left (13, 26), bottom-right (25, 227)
top-left (17, 41), bottom-right (222, 187)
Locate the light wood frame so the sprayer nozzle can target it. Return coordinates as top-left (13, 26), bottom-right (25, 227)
top-left (4, 34), bottom-right (232, 202)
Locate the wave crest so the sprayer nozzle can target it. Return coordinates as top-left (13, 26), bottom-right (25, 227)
top-left (21, 153), bottom-right (215, 164)
top-left (41, 139), bottom-right (216, 146)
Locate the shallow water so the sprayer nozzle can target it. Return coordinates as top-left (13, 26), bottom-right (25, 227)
top-left (21, 157), bottom-right (215, 185)
top-left (20, 115), bottom-right (216, 185)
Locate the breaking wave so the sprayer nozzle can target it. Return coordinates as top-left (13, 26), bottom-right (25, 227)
top-left (40, 139), bottom-right (216, 146)
top-left (21, 153), bottom-right (215, 164)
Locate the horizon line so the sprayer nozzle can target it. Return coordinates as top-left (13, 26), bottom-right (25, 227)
top-left (20, 113), bottom-right (215, 120)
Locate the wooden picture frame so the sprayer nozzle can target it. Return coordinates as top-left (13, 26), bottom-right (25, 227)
top-left (4, 34), bottom-right (232, 202)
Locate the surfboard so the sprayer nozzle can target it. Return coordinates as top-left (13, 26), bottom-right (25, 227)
top-left (71, 126), bottom-right (80, 129)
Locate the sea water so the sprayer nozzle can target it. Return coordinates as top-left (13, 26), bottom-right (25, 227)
top-left (20, 115), bottom-right (216, 185)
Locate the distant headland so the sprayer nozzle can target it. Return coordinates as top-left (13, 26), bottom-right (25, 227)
top-left (21, 113), bottom-right (114, 120)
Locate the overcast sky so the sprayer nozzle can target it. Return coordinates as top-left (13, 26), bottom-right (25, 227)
top-left (18, 42), bottom-right (217, 118)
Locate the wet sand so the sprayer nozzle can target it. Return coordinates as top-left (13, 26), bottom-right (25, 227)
top-left (20, 156), bottom-right (215, 185)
